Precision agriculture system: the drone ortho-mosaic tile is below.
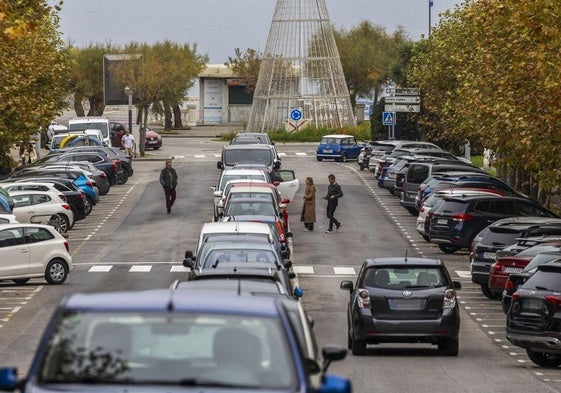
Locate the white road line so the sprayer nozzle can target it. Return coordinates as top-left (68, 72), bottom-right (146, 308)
top-left (455, 270), bottom-right (471, 278)
top-left (170, 266), bottom-right (191, 272)
top-left (194, 155), bottom-right (206, 158)
top-left (89, 265), bottom-right (112, 272)
top-left (295, 152), bottom-right (307, 156)
top-left (129, 265), bottom-right (152, 272)
top-left (293, 266), bottom-right (314, 274)
top-left (333, 267), bottom-right (356, 275)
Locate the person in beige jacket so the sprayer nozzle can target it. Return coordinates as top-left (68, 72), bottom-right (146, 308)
top-left (300, 177), bottom-right (316, 231)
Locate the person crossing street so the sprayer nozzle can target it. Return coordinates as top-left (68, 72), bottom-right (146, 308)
top-left (323, 174), bottom-right (343, 233)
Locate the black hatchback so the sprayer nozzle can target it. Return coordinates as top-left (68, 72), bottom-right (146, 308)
top-left (340, 257), bottom-right (461, 356)
top-left (429, 195), bottom-right (558, 253)
top-left (506, 262), bottom-right (561, 367)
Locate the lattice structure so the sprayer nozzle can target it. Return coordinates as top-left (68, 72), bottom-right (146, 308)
top-left (246, 0), bottom-right (355, 132)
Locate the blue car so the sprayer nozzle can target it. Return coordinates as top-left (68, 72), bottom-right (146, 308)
top-left (316, 134), bottom-right (362, 162)
top-left (0, 288), bottom-right (352, 393)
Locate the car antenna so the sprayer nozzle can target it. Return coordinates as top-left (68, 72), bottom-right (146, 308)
top-left (234, 266), bottom-right (242, 296)
top-left (405, 250), bottom-right (408, 263)
top-left (212, 259), bottom-right (220, 269)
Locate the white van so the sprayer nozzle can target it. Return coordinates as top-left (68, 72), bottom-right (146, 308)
top-left (67, 117), bottom-right (111, 147)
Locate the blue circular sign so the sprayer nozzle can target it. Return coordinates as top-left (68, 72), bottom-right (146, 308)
top-left (290, 109), bottom-right (302, 121)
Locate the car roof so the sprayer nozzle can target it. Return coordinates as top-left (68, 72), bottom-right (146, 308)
top-left (322, 134), bottom-right (354, 138)
top-left (200, 221), bottom-right (272, 235)
top-left (0, 223), bottom-right (58, 230)
top-left (536, 262), bottom-right (561, 272)
top-left (433, 188), bottom-right (505, 197)
top-left (8, 189), bottom-right (63, 196)
top-left (228, 186), bottom-right (276, 193)
top-left (223, 144), bottom-right (273, 150)
top-left (203, 241), bottom-right (276, 252)
top-left (187, 263), bottom-right (281, 278)
top-left (173, 279), bottom-right (286, 296)
top-left (63, 289), bottom-right (286, 316)
top-left (222, 168), bottom-right (267, 175)
top-left (364, 257), bottom-right (444, 267)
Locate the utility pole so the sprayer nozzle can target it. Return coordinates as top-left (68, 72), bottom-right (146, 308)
top-left (429, 0), bottom-right (433, 38)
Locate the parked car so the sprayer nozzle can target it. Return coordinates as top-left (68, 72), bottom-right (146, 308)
top-left (230, 132), bottom-right (274, 145)
top-left (316, 134), bottom-right (361, 162)
top-left (9, 190), bottom-right (74, 233)
top-left (400, 160), bottom-right (485, 215)
top-left (506, 262), bottom-right (561, 367)
top-left (428, 194), bottom-right (558, 253)
top-left (0, 181), bottom-right (88, 223)
top-left (502, 251), bottom-right (561, 313)
top-left (470, 217), bottom-right (561, 298)
top-left (416, 188), bottom-right (505, 241)
top-left (488, 240), bottom-right (561, 298)
top-left (0, 214), bottom-right (17, 224)
top-left (340, 256), bottom-right (461, 356)
top-left (59, 145), bottom-right (134, 181)
top-left (0, 223), bottom-right (72, 285)
top-left (0, 288), bottom-right (351, 392)
top-left (144, 127), bottom-right (162, 150)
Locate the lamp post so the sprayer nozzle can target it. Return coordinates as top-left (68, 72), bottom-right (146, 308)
top-left (429, 0), bottom-right (433, 38)
top-left (124, 86), bottom-right (134, 137)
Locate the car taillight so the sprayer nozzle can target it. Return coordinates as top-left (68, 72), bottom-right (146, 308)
top-left (420, 207), bottom-right (425, 213)
top-left (78, 192), bottom-right (84, 200)
top-left (443, 289), bottom-right (457, 309)
top-left (545, 295), bottom-right (561, 307)
top-left (62, 204), bottom-right (70, 210)
top-left (512, 293), bottom-right (520, 301)
top-left (86, 181), bottom-right (96, 187)
top-left (112, 162), bottom-right (117, 170)
top-left (357, 289), bottom-right (371, 308)
top-left (450, 213), bottom-right (474, 221)
top-left (490, 261), bottom-right (499, 274)
top-left (99, 172), bottom-right (107, 178)
top-left (275, 221), bottom-right (286, 242)
top-left (64, 241), bottom-right (69, 253)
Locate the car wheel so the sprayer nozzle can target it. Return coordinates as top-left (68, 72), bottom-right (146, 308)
top-left (351, 336), bottom-right (367, 356)
top-left (84, 198), bottom-right (93, 216)
top-left (153, 146), bottom-right (160, 150)
top-left (118, 171), bottom-right (129, 185)
top-left (438, 338), bottom-right (459, 356)
top-left (480, 284), bottom-right (499, 300)
top-left (358, 164), bottom-right (364, 170)
top-left (45, 258), bottom-right (68, 285)
top-left (12, 278), bottom-right (30, 285)
top-left (316, 156), bottom-right (323, 162)
top-left (422, 234), bottom-right (430, 242)
top-left (341, 153), bottom-right (348, 163)
top-left (526, 349), bottom-right (561, 367)
top-left (438, 244), bottom-right (460, 254)
top-left (49, 214), bottom-right (68, 234)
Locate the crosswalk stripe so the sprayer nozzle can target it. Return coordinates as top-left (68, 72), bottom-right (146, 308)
top-left (88, 265), bottom-right (112, 272)
top-left (129, 265), bottom-right (152, 272)
top-left (170, 266), bottom-right (191, 272)
top-left (293, 266), bottom-right (314, 274)
top-left (455, 270), bottom-right (471, 278)
top-left (333, 267), bottom-right (356, 275)
top-left (295, 152), bottom-right (308, 156)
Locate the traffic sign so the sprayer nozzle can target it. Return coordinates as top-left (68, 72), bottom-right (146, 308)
top-left (385, 96), bottom-right (420, 104)
top-left (290, 109), bottom-right (302, 121)
top-left (385, 87), bottom-right (420, 96)
top-left (382, 111), bottom-right (395, 126)
top-left (385, 104), bottom-right (420, 113)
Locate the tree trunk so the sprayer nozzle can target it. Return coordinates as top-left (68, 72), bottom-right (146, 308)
top-left (173, 103), bottom-right (183, 128)
top-left (87, 96), bottom-right (105, 116)
top-left (136, 105), bottom-right (143, 125)
top-left (139, 104), bottom-right (149, 157)
top-left (74, 94), bottom-right (85, 117)
top-left (163, 101), bottom-right (173, 130)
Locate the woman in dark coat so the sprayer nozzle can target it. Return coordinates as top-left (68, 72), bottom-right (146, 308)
top-left (301, 177), bottom-right (316, 231)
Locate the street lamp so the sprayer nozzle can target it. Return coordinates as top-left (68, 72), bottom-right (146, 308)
top-left (124, 86), bottom-right (134, 136)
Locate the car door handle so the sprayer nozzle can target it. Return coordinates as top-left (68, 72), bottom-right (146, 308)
top-left (20, 248), bottom-right (29, 253)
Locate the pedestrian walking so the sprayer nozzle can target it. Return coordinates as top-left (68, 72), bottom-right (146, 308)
top-left (323, 173), bottom-right (343, 233)
top-left (23, 142), bottom-right (37, 164)
top-left (300, 177), bottom-right (316, 231)
top-left (121, 129), bottom-right (135, 158)
top-left (159, 160), bottom-right (178, 214)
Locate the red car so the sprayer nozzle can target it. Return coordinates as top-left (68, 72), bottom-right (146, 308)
top-left (110, 122), bottom-right (162, 150)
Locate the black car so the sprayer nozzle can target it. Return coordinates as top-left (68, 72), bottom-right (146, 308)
top-left (470, 217), bottom-right (561, 298)
top-left (506, 262), bottom-right (561, 367)
top-left (429, 195), bottom-right (558, 254)
top-left (62, 146), bottom-right (134, 179)
top-left (340, 257), bottom-right (461, 356)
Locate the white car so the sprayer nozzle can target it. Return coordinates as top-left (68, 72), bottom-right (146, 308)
top-left (0, 223), bottom-right (72, 285)
top-left (9, 190), bottom-right (75, 234)
top-left (215, 179), bottom-right (267, 219)
top-left (0, 214), bottom-right (18, 224)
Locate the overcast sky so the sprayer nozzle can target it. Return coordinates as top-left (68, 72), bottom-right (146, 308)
top-left (54, 0), bottom-right (458, 64)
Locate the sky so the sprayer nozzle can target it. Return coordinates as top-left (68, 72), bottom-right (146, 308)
top-left (54, 0), bottom-right (459, 63)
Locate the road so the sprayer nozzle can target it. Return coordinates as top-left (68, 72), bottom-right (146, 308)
top-left (1, 137), bottom-right (560, 392)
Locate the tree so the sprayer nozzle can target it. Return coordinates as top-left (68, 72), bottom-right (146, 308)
top-left (0, 0), bottom-right (69, 166)
top-left (226, 48), bottom-right (262, 95)
top-left (334, 21), bottom-right (410, 109)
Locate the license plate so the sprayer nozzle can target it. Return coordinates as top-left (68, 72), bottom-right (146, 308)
top-left (483, 252), bottom-right (496, 260)
top-left (323, 149), bottom-right (332, 153)
top-left (503, 267), bottom-right (523, 273)
top-left (521, 298), bottom-right (543, 311)
top-left (436, 219), bottom-right (448, 225)
top-left (148, 140), bottom-right (157, 144)
top-left (388, 298), bottom-right (424, 310)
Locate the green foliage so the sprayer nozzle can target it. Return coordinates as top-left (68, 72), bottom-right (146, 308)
top-left (220, 122), bottom-right (371, 143)
top-left (226, 48), bottom-right (262, 95)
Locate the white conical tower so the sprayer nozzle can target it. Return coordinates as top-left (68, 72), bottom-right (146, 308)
top-left (246, 0), bottom-right (355, 132)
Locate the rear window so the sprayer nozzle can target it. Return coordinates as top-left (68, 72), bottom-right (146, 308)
top-left (522, 269), bottom-right (561, 292)
top-left (435, 199), bottom-right (469, 214)
top-left (363, 266), bottom-right (448, 289)
top-left (320, 137), bottom-right (342, 145)
top-left (483, 228), bottom-right (523, 246)
top-left (224, 149), bottom-right (272, 167)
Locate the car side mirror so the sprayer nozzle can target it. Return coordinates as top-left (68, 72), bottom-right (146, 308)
top-left (0, 367), bottom-right (19, 391)
top-left (217, 161), bottom-right (224, 170)
top-left (213, 190), bottom-right (222, 197)
top-left (282, 259), bottom-right (292, 269)
top-left (452, 281), bottom-right (462, 290)
top-left (274, 161), bottom-right (281, 170)
top-left (321, 346), bottom-right (348, 373)
top-left (340, 280), bottom-right (354, 292)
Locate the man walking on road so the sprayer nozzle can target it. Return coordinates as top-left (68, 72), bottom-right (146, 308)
top-left (121, 129), bottom-right (135, 158)
top-left (159, 160), bottom-right (178, 214)
top-left (324, 174), bottom-right (343, 233)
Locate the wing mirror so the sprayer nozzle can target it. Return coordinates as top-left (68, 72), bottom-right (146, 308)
top-left (293, 286), bottom-right (304, 298)
top-left (183, 250), bottom-right (195, 268)
top-left (217, 161), bottom-right (224, 170)
top-left (282, 259), bottom-right (292, 269)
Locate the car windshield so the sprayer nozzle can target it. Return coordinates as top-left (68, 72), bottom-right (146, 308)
top-left (224, 149), bottom-right (272, 167)
top-left (224, 200), bottom-right (277, 216)
top-left (68, 122), bottom-right (109, 138)
top-left (203, 249), bottom-right (278, 268)
top-left (37, 311), bottom-right (296, 389)
top-left (363, 266), bottom-right (448, 289)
